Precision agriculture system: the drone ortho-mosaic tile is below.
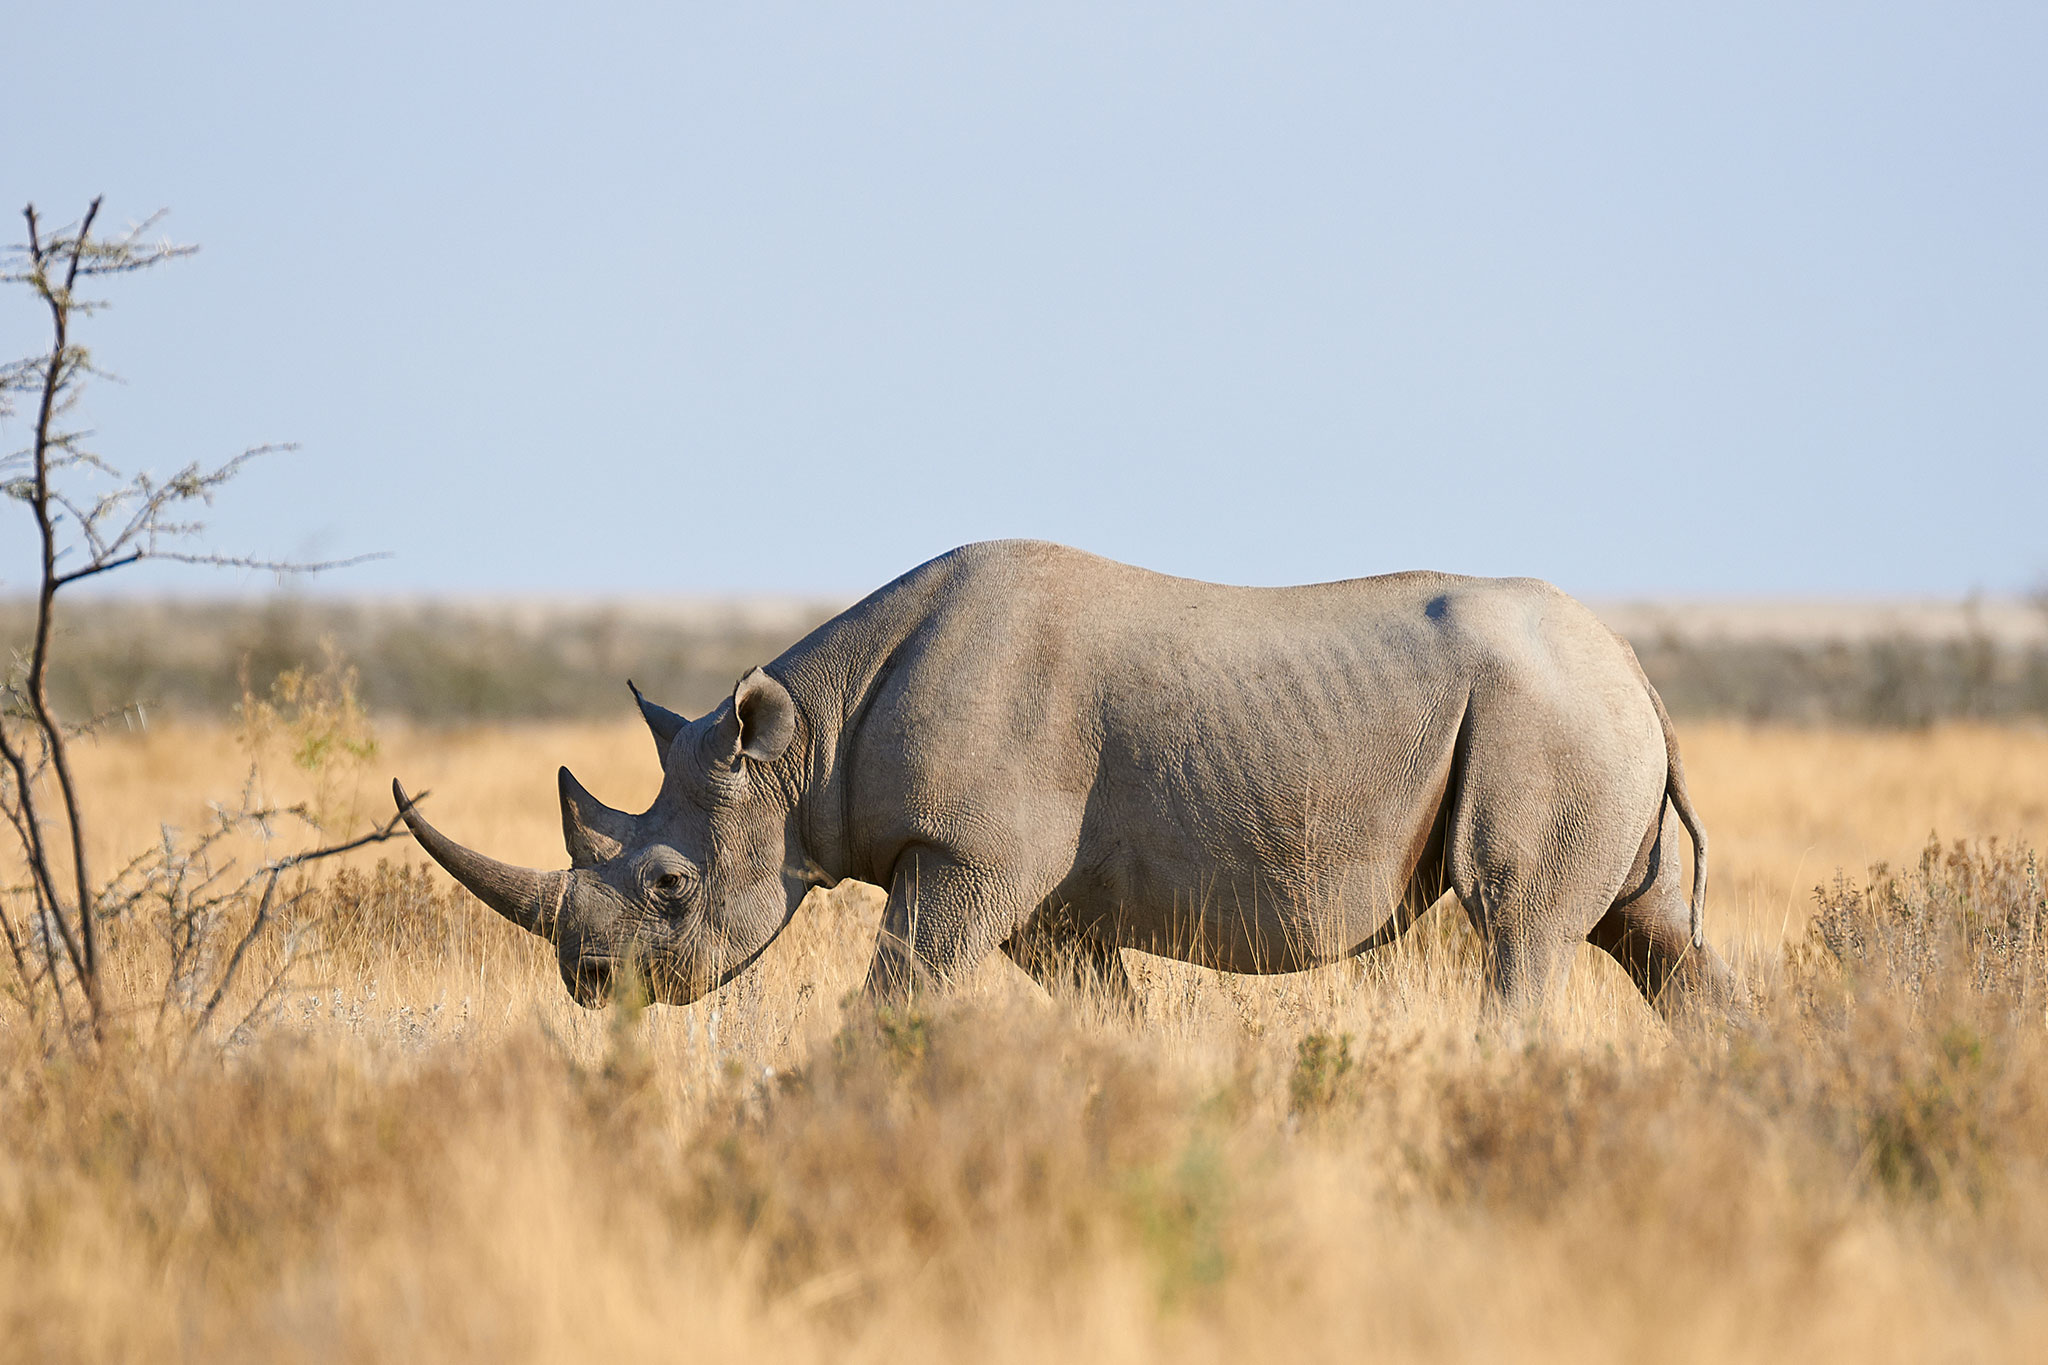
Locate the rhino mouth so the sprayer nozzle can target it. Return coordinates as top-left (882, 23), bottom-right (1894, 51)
top-left (564, 952), bottom-right (701, 1009)
top-left (565, 955), bottom-right (622, 1009)
top-left (644, 956), bottom-right (699, 1006)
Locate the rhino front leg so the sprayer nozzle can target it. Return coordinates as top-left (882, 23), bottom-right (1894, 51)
top-left (862, 846), bottom-right (1044, 1004)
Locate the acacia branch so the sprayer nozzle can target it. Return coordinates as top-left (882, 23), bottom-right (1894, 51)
top-left (18, 199), bottom-right (107, 1027)
top-left (0, 696), bottom-right (88, 985)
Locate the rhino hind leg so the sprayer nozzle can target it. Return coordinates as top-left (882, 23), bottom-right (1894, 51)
top-left (1444, 802), bottom-right (1645, 1028)
top-left (1455, 888), bottom-right (1586, 1027)
top-left (1001, 905), bottom-right (1139, 1018)
top-left (1439, 694), bottom-right (1673, 1028)
top-left (1587, 804), bottom-right (1742, 1028)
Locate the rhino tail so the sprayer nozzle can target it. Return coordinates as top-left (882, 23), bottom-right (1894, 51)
top-left (1646, 681), bottom-right (1708, 951)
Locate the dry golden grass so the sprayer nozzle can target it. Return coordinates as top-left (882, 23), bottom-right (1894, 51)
top-left (7, 717), bottom-right (2048, 1363)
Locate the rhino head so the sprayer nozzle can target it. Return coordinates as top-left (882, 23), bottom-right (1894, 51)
top-left (393, 668), bottom-right (812, 1008)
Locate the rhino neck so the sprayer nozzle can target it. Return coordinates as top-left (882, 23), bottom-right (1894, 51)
top-left (760, 636), bottom-right (866, 890)
top-left (763, 552), bottom-right (967, 890)
top-left (756, 683), bottom-right (845, 891)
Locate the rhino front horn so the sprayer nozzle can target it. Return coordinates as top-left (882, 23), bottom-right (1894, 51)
top-left (392, 779), bottom-right (566, 940)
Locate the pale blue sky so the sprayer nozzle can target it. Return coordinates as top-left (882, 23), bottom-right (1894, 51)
top-left (5, 2), bottom-right (2044, 598)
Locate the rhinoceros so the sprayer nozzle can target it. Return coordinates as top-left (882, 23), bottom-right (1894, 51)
top-left (394, 540), bottom-right (1734, 1023)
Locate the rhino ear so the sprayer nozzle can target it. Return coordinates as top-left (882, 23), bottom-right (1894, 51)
top-left (627, 680), bottom-right (687, 764)
top-left (732, 668), bottom-right (796, 764)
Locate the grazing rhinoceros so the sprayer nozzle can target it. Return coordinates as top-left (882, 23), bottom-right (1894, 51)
top-left (394, 540), bottom-right (1734, 1023)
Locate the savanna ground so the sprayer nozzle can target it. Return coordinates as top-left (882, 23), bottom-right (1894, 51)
top-left (9, 711), bottom-right (2048, 1363)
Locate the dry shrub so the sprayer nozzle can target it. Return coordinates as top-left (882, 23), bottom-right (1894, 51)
top-left (1807, 837), bottom-right (2048, 1015)
top-left (1779, 839), bottom-right (2048, 1208)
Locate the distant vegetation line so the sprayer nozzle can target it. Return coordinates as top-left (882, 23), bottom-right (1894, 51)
top-left (1630, 631), bottom-right (2048, 726)
top-left (1, 598), bottom-right (828, 726)
top-left (8, 596), bottom-right (2048, 727)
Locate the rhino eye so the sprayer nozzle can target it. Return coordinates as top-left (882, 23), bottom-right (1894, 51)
top-left (641, 853), bottom-right (699, 903)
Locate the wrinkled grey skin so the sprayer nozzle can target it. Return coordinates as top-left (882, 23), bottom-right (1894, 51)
top-left (395, 540), bottom-right (1735, 1023)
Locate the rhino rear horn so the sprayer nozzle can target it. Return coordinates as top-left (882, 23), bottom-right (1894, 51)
top-left (628, 680), bottom-right (687, 763)
top-left (559, 766), bottom-right (635, 867)
top-left (392, 779), bottom-right (565, 940)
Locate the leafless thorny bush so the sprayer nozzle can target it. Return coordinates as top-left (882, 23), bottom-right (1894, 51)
top-left (0, 198), bottom-right (402, 1053)
top-left (98, 656), bottom-right (403, 1057)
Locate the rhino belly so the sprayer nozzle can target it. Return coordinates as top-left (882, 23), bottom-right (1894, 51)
top-left (1069, 816), bottom-right (1420, 974)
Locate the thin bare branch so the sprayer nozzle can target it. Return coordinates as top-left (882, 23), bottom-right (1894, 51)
top-left (182, 810), bottom-right (410, 1056)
